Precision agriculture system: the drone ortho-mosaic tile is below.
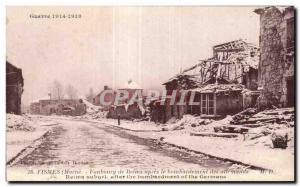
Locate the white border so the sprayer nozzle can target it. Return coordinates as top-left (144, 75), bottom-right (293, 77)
top-left (3, 0), bottom-right (300, 6)
top-left (1, 0), bottom-right (299, 186)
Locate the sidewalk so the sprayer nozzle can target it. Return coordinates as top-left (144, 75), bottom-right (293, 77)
top-left (6, 115), bottom-right (58, 164)
top-left (7, 129), bottom-right (49, 163)
top-left (163, 133), bottom-right (294, 176)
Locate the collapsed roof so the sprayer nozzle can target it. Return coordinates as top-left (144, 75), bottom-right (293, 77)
top-left (163, 39), bottom-right (259, 87)
top-left (225, 50), bottom-right (259, 70)
top-left (213, 39), bottom-right (257, 52)
top-left (190, 83), bottom-right (245, 93)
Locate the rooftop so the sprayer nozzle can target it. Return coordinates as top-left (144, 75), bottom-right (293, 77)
top-left (189, 83), bottom-right (245, 93)
top-left (119, 80), bottom-right (142, 90)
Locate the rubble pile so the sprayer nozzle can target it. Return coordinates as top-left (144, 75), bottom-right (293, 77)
top-left (77, 110), bottom-right (108, 120)
top-left (88, 110), bottom-right (108, 119)
top-left (162, 115), bottom-right (214, 131)
top-left (81, 98), bottom-right (103, 113)
top-left (231, 108), bottom-right (294, 126)
top-left (74, 98), bottom-right (108, 120)
top-left (6, 114), bottom-right (35, 132)
top-left (243, 126), bottom-right (294, 150)
top-left (231, 108), bottom-right (258, 124)
top-left (212, 107), bottom-right (294, 149)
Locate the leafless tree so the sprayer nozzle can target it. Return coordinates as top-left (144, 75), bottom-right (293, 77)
top-left (86, 88), bottom-right (95, 103)
top-left (66, 84), bottom-right (78, 100)
top-left (49, 80), bottom-right (64, 100)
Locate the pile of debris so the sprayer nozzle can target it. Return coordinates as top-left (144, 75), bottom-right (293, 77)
top-left (76, 110), bottom-right (108, 120)
top-left (213, 107), bottom-right (294, 149)
top-left (81, 98), bottom-right (103, 113)
top-left (6, 114), bottom-right (35, 132)
top-left (162, 115), bottom-right (214, 131)
top-left (231, 108), bottom-right (258, 124)
top-left (88, 110), bottom-right (108, 119)
top-left (231, 108), bottom-right (294, 127)
top-left (74, 98), bottom-right (108, 120)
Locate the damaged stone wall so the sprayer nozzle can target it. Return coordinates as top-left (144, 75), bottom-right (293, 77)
top-left (6, 62), bottom-right (24, 115)
top-left (255, 6), bottom-right (295, 107)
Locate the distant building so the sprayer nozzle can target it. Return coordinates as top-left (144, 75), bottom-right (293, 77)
top-left (93, 86), bottom-right (115, 110)
top-left (30, 99), bottom-right (86, 116)
top-left (254, 6), bottom-right (295, 107)
top-left (6, 61), bottom-right (24, 115)
top-left (106, 80), bottom-right (145, 120)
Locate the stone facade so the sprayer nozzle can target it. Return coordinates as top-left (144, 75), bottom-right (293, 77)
top-left (255, 6), bottom-right (295, 107)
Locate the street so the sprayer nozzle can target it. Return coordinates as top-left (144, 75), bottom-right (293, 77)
top-left (9, 118), bottom-right (236, 171)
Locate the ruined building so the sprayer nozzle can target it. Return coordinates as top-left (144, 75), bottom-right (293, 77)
top-left (156, 40), bottom-right (260, 122)
top-left (6, 62), bottom-right (24, 115)
top-left (30, 99), bottom-right (86, 116)
top-left (165, 39), bottom-right (259, 90)
top-left (254, 6), bottom-right (295, 107)
top-left (105, 80), bottom-right (145, 120)
top-left (93, 85), bottom-right (115, 110)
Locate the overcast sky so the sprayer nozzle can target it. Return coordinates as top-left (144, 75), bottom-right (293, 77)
top-left (6, 6), bottom-right (261, 105)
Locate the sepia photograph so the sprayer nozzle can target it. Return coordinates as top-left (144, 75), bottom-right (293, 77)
top-left (6, 6), bottom-right (295, 182)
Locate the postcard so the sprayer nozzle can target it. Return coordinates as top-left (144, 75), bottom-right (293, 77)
top-left (6, 6), bottom-right (295, 182)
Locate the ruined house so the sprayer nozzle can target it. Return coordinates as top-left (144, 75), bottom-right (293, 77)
top-left (254, 6), bottom-right (295, 108)
top-left (155, 39), bottom-right (260, 122)
top-left (107, 103), bottom-right (144, 120)
top-left (189, 83), bottom-right (245, 117)
top-left (93, 85), bottom-right (115, 110)
top-left (180, 39), bottom-right (259, 88)
top-left (117, 80), bottom-right (143, 104)
top-left (106, 80), bottom-right (145, 120)
top-left (6, 62), bottom-right (24, 115)
top-left (30, 99), bottom-right (86, 116)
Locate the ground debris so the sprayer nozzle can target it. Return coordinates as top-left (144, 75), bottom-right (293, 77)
top-left (190, 132), bottom-right (238, 138)
top-left (231, 108), bottom-right (257, 124)
top-left (231, 107), bottom-right (294, 126)
top-left (162, 115), bottom-right (214, 131)
top-left (214, 125), bottom-right (249, 134)
top-left (271, 131), bottom-right (288, 149)
top-left (75, 110), bottom-right (108, 120)
top-left (6, 114), bottom-right (35, 132)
